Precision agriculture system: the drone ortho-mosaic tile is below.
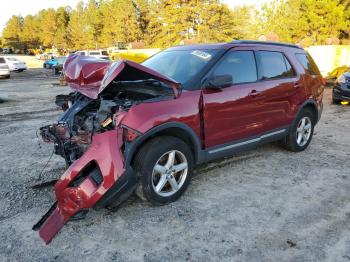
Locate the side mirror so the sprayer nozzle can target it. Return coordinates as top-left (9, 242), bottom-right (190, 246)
top-left (205, 74), bottom-right (233, 89)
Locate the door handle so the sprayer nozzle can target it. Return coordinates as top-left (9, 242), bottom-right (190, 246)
top-left (248, 89), bottom-right (261, 96)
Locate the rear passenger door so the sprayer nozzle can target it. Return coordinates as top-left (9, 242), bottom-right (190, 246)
top-left (255, 50), bottom-right (300, 132)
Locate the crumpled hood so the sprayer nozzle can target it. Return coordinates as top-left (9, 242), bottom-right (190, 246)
top-left (64, 54), bottom-right (180, 99)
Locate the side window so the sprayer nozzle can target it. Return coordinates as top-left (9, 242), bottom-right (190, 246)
top-left (295, 53), bottom-right (320, 75)
top-left (258, 51), bottom-right (295, 80)
top-left (0, 58), bottom-right (5, 63)
top-left (213, 51), bottom-right (257, 84)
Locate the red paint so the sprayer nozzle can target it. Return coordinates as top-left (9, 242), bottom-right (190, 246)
top-left (64, 54), bottom-right (180, 99)
top-left (39, 129), bottom-right (125, 244)
top-left (37, 42), bottom-right (324, 244)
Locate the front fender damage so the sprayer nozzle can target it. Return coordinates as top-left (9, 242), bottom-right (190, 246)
top-left (33, 128), bottom-right (135, 244)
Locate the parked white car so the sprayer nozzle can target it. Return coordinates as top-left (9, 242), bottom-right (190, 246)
top-left (4, 57), bottom-right (27, 72)
top-left (0, 57), bottom-right (10, 79)
top-left (75, 50), bottom-right (109, 60)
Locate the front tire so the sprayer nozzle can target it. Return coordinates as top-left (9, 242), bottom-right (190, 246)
top-left (283, 108), bottom-right (315, 152)
top-left (134, 136), bottom-right (194, 205)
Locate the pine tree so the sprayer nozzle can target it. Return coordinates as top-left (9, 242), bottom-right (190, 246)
top-left (2, 15), bottom-right (23, 49)
top-left (255, 0), bottom-right (349, 45)
top-left (21, 15), bottom-right (40, 49)
top-left (55, 7), bottom-right (71, 49)
top-left (85, 0), bottom-right (103, 49)
top-left (100, 0), bottom-right (140, 46)
top-left (67, 1), bottom-right (91, 50)
top-left (37, 9), bottom-right (59, 47)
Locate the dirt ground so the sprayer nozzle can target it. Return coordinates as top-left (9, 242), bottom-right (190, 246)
top-left (0, 69), bottom-right (349, 262)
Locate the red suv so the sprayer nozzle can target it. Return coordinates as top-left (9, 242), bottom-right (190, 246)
top-left (34, 41), bottom-right (324, 243)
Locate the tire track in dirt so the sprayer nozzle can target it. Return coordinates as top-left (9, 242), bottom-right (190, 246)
top-left (0, 108), bottom-right (60, 122)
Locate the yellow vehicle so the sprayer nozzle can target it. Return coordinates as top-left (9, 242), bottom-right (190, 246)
top-left (111, 49), bottom-right (162, 63)
top-left (108, 43), bottom-right (161, 63)
top-left (326, 65), bottom-right (349, 80)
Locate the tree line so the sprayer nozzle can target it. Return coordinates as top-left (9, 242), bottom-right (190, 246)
top-left (1, 0), bottom-right (350, 52)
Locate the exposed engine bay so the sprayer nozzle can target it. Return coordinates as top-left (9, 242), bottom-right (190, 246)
top-left (40, 80), bottom-right (174, 166)
top-left (34, 56), bottom-right (181, 244)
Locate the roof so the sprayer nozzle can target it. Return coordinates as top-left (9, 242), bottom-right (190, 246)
top-left (166, 40), bottom-right (302, 51)
top-left (166, 43), bottom-right (232, 51)
top-left (231, 40), bottom-right (302, 49)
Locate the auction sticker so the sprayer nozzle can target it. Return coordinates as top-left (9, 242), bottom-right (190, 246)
top-left (191, 50), bottom-right (212, 60)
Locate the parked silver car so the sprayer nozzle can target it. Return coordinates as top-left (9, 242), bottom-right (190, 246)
top-left (0, 57), bottom-right (10, 79)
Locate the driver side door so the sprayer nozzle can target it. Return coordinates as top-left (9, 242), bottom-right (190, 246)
top-left (202, 49), bottom-right (266, 148)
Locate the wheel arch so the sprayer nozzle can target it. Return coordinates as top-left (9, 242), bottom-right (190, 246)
top-left (124, 122), bottom-right (203, 167)
top-left (296, 99), bottom-right (319, 123)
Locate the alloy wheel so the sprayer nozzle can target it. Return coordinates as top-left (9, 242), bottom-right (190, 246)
top-left (296, 116), bottom-right (312, 147)
top-left (151, 150), bottom-right (188, 197)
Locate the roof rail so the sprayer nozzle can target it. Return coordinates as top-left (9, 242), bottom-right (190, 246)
top-left (231, 40), bottom-right (302, 49)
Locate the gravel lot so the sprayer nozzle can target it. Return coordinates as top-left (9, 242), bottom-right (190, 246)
top-left (0, 69), bottom-right (349, 262)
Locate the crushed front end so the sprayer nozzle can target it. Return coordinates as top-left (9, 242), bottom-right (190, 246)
top-left (33, 93), bottom-right (138, 244)
top-left (33, 55), bottom-right (179, 244)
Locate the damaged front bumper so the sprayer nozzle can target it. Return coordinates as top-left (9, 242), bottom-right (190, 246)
top-left (33, 129), bottom-right (138, 244)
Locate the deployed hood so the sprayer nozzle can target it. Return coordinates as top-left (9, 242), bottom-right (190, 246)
top-left (64, 54), bottom-right (180, 99)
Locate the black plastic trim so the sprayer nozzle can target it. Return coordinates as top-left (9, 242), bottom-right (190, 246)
top-left (32, 202), bottom-right (57, 231)
top-left (124, 122), bottom-right (204, 166)
top-left (203, 127), bottom-right (289, 162)
top-left (296, 99), bottom-right (321, 123)
top-left (93, 167), bottom-right (138, 209)
top-left (231, 40), bottom-right (302, 50)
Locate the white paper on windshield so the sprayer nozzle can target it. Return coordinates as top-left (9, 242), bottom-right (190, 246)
top-left (191, 50), bottom-right (212, 60)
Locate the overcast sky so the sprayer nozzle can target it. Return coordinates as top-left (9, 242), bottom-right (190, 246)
top-left (0, 0), bottom-right (267, 32)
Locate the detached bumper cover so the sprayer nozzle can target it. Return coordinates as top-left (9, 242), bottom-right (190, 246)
top-left (33, 129), bottom-right (128, 244)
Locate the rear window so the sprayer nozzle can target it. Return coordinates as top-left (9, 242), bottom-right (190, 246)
top-left (258, 51), bottom-right (295, 80)
top-left (0, 57), bottom-right (5, 63)
top-left (295, 53), bottom-right (320, 75)
top-left (89, 52), bottom-right (100, 55)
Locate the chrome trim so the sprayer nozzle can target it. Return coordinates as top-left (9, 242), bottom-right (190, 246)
top-left (208, 129), bottom-right (286, 154)
top-left (260, 129), bottom-right (286, 139)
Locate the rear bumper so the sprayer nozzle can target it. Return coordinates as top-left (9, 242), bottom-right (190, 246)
top-left (0, 69), bottom-right (10, 76)
top-left (333, 87), bottom-right (350, 102)
top-left (33, 129), bottom-right (138, 244)
top-left (10, 66), bottom-right (27, 71)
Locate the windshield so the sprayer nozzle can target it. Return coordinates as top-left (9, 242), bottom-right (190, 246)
top-left (89, 52), bottom-right (100, 55)
top-left (142, 49), bottom-right (218, 85)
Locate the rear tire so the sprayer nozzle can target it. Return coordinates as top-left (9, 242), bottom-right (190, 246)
top-left (134, 136), bottom-right (194, 205)
top-left (282, 108), bottom-right (315, 152)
